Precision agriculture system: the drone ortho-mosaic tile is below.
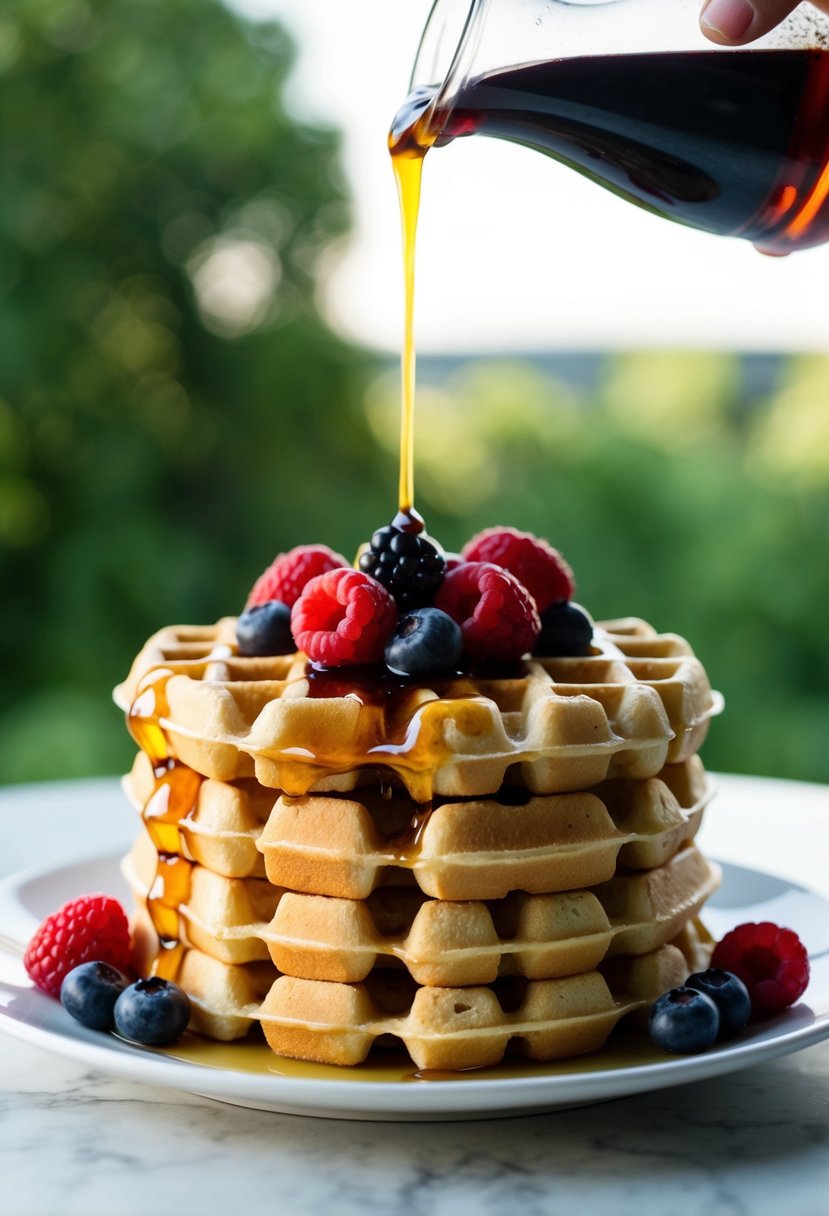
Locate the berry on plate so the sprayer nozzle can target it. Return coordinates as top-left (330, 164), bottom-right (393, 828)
top-left (246, 544), bottom-right (349, 609)
top-left (60, 961), bottom-right (131, 1031)
top-left (461, 527), bottom-right (574, 611)
top-left (648, 986), bottom-right (720, 1054)
top-left (384, 608), bottom-right (463, 677)
top-left (534, 601), bottom-right (594, 657)
top-left (114, 977), bottom-right (191, 1046)
top-left (712, 922), bottom-right (810, 1016)
top-left (24, 894), bottom-right (132, 999)
top-left (434, 561), bottom-right (541, 663)
top-left (291, 568), bottom-right (399, 666)
top-left (236, 601), bottom-right (294, 656)
top-left (685, 968), bottom-right (752, 1039)
top-left (358, 522), bottom-right (446, 610)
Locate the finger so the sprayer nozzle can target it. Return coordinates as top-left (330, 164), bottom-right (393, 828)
top-left (700, 0), bottom-right (800, 44)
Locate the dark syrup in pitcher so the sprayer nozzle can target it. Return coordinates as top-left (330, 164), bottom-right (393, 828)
top-left (391, 50), bottom-right (829, 254)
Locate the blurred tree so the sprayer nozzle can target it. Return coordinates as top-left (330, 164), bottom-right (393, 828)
top-left (0, 0), bottom-right (388, 779)
top-left (369, 354), bottom-right (829, 783)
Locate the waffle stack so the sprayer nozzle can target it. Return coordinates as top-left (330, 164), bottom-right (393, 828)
top-left (116, 616), bottom-right (722, 1070)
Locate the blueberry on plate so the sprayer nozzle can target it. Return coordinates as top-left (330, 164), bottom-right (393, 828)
top-left (534, 601), bottom-right (593, 657)
top-left (384, 607), bottom-right (463, 677)
top-left (114, 977), bottom-right (190, 1046)
top-left (685, 968), bottom-right (752, 1038)
top-left (649, 986), bottom-right (720, 1054)
top-left (236, 601), bottom-right (294, 656)
top-left (60, 961), bottom-right (131, 1031)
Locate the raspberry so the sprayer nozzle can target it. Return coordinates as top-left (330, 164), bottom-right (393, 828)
top-left (711, 922), bottom-right (810, 1017)
top-left (291, 568), bottom-right (398, 666)
top-left (461, 527), bottom-right (574, 611)
top-left (24, 894), bottom-right (132, 999)
top-left (433, 561), bottom-right (541, 663)
top-left (246, 544), bottom-right (349, 609)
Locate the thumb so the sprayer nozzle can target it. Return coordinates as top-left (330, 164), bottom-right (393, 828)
top-left (700, 0), bottom-right (800, 44)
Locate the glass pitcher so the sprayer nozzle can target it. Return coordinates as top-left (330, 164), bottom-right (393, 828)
top-left (390, 0), bottom-right (829, 253)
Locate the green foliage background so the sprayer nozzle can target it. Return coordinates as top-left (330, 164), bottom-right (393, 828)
top-left (1, 0), bottom-right (827, 785)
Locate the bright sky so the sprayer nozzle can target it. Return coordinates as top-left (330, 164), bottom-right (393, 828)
top-left (233, 0), bottom-right (828, 353)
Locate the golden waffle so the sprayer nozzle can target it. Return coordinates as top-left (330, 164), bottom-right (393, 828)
top-left (123, 751), bottom-right (272, 879)
top-left (259, 945), bottom-right (695, 1069)
top-left (125, 830), bottom-right (717, 986)
top-left (261, 846), bottom-right (718, 986)
top-left (114, 618), bottom-right (722, 802)
top-left (129, 919), bottom-right (713, 1052)
top-left (257, 759), bottom-right (711, 901)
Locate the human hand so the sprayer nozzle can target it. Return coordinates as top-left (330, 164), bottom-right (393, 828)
top-left (700, 0), bottom-right (829, 43)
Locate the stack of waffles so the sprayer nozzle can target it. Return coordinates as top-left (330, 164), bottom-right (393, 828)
top-left (115, 615), bottom-right (722, 1070)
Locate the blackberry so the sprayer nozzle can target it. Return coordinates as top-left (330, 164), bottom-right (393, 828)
top-left (358, 522), bottom-right (446, 610)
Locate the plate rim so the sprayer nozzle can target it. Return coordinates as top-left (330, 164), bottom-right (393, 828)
top-left (1, 849), bottom-right (828, 1119)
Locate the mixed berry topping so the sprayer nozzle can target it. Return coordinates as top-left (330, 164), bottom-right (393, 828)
top-left (434, 561), bottom-right (541, 663)
top-left (384, 607), bottom-right (463, 677)
top-left (461, 526), bottom-right (574, 611)
top-left (241, 521), bottom-right (584, 668)
top-left (711, 922), bottom-right (810, 1016)
top-left (114, 976), bottom-right (191, 1046)
top-left (24, 894), bottom-right (132, 998)
top-left (291, 567), bottom-right (398, 666)
top-left (61, 961), bottom-right (131, 1031)
top-left (247, 544), bottom-right (349, 609)
top-left (358, 521), bottom-right (446, 611)
top-left (236, 601), bottom-right (294, 656)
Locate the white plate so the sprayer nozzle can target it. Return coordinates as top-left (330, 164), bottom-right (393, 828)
top-left (1, 851), bottom-right (828, 1121)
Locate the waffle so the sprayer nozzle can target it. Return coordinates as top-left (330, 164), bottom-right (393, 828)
top-left (123, 751), bottom-right (271, 879)
top-left (114, 618), bottom-right (722, 802)
top-left (259, 944), bottom-right (699, 1069)
top-left (131, 939), bottom-right (709, 1063)
top-left (117, 609), bottom-right (721, 1069)
top-left (257, 758), bottom-right (711, 901)
top-left (125, 826), bottom-right (718, 985)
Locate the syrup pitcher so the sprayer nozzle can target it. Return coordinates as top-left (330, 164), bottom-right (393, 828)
top-left (390, 0), bottom-right (829, 252)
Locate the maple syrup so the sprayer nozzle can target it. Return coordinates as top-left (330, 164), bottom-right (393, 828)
top-left (157, 1024), bottom-right (671, 1081)
top-left (128, 670), bottom-right (203, 978)
top-left (390, 50), bottom-right (829, 254)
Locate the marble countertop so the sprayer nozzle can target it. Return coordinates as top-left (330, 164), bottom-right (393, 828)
top-left (2, 774), bottom-right (828, 1216)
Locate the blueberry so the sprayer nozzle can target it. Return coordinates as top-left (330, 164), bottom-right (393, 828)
top-left (384, 607), bottom-right (462, 677)
top-left (60, 961), bottom-right (130, 1031)
top-left (685, 968), bottom-right (752, 1039)
top-left (648, 986), bottom-right (720, 1054)
top-left (236, 601), bottom-right (294, 656)
top-left (113, 977), bottom-right (190, 1046)
top-left (534, 600), bottom-right (594, 657)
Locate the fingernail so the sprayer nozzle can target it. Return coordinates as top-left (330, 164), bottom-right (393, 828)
top-left (700, 0), bottom-right (754, 39)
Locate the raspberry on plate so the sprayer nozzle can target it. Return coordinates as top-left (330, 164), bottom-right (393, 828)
top-left (24, 894), bottom-right (132, 999)
top-left (246, 544), bottom-right (349, 609)
top-left (433, 561), bottom-right (541, 663)
top-left (461, 527), bottom-right (574, 611)
top-left (711, 921), bottom-right (810, 1017)
top-left (291, 568), bottom-right (399, 666)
